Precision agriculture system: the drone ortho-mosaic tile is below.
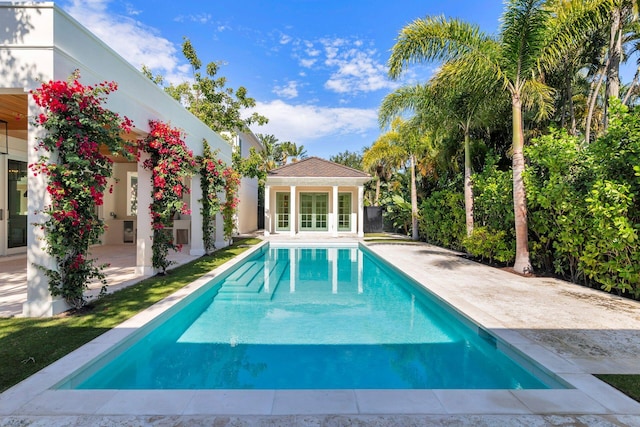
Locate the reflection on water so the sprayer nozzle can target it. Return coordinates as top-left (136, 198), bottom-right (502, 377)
top-left (72, 245), bottom-right (553, 390)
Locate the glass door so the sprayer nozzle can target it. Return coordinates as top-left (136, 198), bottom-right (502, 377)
top-left (275, 193), bottom-right (290, 231)
top-left (338, 193), bottom-right (351, 231)
top-left (300, 193), bottom-right (328, 231)
top-left (7, 159), bottom-right (27, 248)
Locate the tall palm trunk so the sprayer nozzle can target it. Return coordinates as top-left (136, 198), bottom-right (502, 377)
top-left (511, 93), bottom-right (532, 274)
top-left (566, 71), bottom-right (577, 136)
top-left (410, 154), bottom-right (419, 241)
top-left (463, 127), bottom-right (474, 236)
top-left (604, 7), bottom-right (622, 129)
top-left (586, 59), bottom-right (608, 143)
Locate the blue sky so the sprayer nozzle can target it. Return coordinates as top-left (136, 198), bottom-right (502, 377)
top-left (58, 0), bottom-right (506, 159)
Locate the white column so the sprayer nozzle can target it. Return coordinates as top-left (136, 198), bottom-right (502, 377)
top-left (135, 152), bottom-right (154, 276)
top-left (264, 185), bottom-right (270, 236)
top-left (357, 185), bottom-right (364, 237)
top-left (332, 185), bottom-right (338, 237)
top-left (289, 185), bottom-right (296, 237)
top-left (23, 97), bottom-right (67, 317)
top-left (190, 175), bottom-right (205, 256)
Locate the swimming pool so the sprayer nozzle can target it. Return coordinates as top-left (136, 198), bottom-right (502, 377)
top-left (59, 243), bottom-right (565, 390)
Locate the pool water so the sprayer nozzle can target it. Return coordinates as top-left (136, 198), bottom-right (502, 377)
top-left (68, 244), bottom-right (563, 390)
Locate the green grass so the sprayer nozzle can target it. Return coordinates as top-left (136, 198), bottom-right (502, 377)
top-left (0, 237), bottom-right (262, 393)
top-left (596, 374), bottom-right (640, 403)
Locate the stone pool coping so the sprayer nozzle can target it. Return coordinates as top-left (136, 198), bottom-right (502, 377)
top-left (1, 239), bottom-right (639, 424)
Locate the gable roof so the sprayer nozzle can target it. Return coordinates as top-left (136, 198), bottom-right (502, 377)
top-left (268, 157), bottom-right (370, 178)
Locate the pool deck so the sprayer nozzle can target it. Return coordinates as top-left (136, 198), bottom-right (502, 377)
top-left (1, 238), bottom-right (640, 426)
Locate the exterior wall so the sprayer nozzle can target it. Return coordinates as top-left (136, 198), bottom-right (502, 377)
top-left (0, 3), bottom-right (235, 316)
top-left (226, 130), bottom-right (262, 234)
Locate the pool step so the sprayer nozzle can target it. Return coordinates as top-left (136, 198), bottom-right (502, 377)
top-left (215, 260), bottom-right (289, 301)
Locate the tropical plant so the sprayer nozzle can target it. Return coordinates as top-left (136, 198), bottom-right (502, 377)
top-left (387, 0), bottom-right (607, 273)
top-left (198, 140), bottom-right (227, 253)
top-left (365, 118), bottom-right (432, 240)
top-left (222, 167), bottom-right (241, 243)
top-left (30, 71), bottom-right (135, 308)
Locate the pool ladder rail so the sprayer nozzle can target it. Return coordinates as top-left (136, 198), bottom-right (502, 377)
top-left (215, 259), bottom-right (288, 301)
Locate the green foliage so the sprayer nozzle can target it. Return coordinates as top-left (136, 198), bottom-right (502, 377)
top-left (418, 188), bottom-right (466, 250)
top-left (462, 226), bottom-right (514, 264)
top-left (197, 140), bottom-right (226, 253)
top-left (144, 38), bottom-right (268, 134)
top-left (471, 154), bottom-right (515, 239)
top-left (523, 100), bottom-right (640, 298)
top-left (381, 193), bottom-right (412, 235)
top-left (524, 128), bottom-right (588, 279)
top-left (329, 150), bottom-right (364, 170)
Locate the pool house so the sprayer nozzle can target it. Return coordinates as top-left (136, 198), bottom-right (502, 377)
top-left (264, 157), bottom-right (370, 237)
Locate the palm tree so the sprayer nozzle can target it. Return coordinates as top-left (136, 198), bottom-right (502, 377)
top-left (364, 118), bottom-right (431, 240)
top-left (379, 68), bottom-right (503, 237)
top-left (388, 0), bottom-right (607, 274)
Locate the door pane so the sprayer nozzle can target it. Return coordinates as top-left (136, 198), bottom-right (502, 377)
top-left (8, 160), bottom-right (27, 248)
top-left (300, 194), bottom-right (313, 229)
top-left (338, 193), bottom-right (351, 231)
top-left (315, 194), bottom-right (327, 229)
top-left (276, 193), bottom-right (290, 231)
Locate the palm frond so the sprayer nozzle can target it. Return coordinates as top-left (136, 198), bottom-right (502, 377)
top-left (388, 15), bottom-right (493, 79)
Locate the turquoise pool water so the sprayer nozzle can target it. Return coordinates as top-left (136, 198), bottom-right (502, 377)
top-left (66, 244), bottom-right (564, 390)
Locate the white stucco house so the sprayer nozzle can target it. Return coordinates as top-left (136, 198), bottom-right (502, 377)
top-left (0, 2), bottom-right (239, 316)
top-left (264, 157), bottom-right (370, 237)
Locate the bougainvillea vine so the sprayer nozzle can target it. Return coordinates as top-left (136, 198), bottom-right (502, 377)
top-left (139, 120), bottom-right (196, 273)
top-left (30, 71), bottom-right (135, 308)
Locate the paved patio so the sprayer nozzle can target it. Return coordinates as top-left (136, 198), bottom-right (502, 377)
top-left (1, 240), bottom-right (640, 426)
top-left (0, 244), bottom-right (201, 317)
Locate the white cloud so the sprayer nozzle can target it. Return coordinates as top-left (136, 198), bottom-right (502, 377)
top-left (294, 36), bottom-right (398, 95)
top-left (249, 100), bottom-right (378, 146)
top-left (299, 58), bottom-right (317, 68)
top-left (323, 43), bottom-right (397, 94)
top-left (62, 0), bottom-right (189, 84)
top-left (174, 13), bottom-right (213, 24)
top-left (280, 34), bottom-right (292, 45)
top-left (273, 81), bottom-right (299, 99)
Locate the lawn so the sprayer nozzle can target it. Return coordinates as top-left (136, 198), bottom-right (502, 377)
top-left (0, 237), bottom-right (261, 393)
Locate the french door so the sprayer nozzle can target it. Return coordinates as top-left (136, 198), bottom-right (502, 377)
top-left (300, 193), bottom-right (328, 231)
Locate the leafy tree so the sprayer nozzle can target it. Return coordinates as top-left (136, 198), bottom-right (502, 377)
top-left (330, 150), bottom-right (363, 170)
top-left (143, 38), bottom-right (268, 135)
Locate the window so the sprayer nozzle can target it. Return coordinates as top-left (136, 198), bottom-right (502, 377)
top-left (127, 172), bottom-right (138, 216)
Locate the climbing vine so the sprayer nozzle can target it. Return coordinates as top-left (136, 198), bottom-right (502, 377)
top-left (197, 140), bottom-right (226, 253)
top-left (222, 167), bottom-right (241, 243)
top-left (30, 71), bottom-right (135, 308)
top-left (139, 120), bottom-right (195, 273)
